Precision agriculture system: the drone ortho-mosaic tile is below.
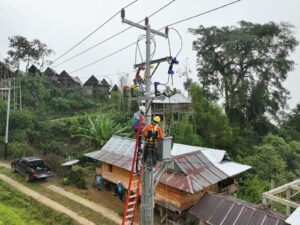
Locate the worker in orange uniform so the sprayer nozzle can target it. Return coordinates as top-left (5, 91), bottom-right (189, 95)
top-left (142, 116), bottom-right (164, 167)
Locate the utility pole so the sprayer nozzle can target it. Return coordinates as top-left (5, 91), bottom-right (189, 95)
top-left (121, 9), bottom-right (168, 225)
top-left (0, 79), bottom-right (11, 159)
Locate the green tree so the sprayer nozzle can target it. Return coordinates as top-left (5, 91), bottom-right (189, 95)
top-left (245, 144), bottom-right (286, 183)
top-left (4, 35), bottom-right (54, 71)
top-left (189, 21), bottom-right (298, 130)
top-left (171, 115), bottom-right (202, 146)
top-left (238, 176), bottom-right (270, 203)
top-left (280, 103), bottom-right (300, 141)
top-left (4, 36), bottom-right (31, 69)
top-left (189, 83), bottom-right (233, 149)
top-left (263, 134), bottom-right (300, 174)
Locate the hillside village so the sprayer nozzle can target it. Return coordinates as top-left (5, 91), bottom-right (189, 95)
top-left (1, 1), bottom-right (300, 225)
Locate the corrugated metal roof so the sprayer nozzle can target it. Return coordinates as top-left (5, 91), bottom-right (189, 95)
top-left (152, 93), bottom-right (191, 104)
top-left (286, 206), bottom-right (300, 225)
top-left (61, 159), bottom-right (79, 166)
top-left (85, 136), bottom-right (135, 171)
top-left (189, 192), bottom-right (288, 225)
top-left (172, 143), bottom-right (251, 177)
top-left (85, 135), bottom-right (250, 193)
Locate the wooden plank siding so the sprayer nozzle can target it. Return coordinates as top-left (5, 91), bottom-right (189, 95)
top-left (100, 162), bottom-right (222, 211)
top-left (155, 183), bottom-right (218, 211)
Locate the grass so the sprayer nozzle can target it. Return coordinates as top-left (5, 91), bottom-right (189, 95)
top-left (0, 166), bottom-right (117, 225)
top-left (0, 180), bottom-right (76, 225)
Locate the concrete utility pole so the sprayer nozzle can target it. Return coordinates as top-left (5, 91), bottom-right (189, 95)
top-left (121, 9), bottom-right (168, 225)
top-left (0, 79), bottom-right (11, 159)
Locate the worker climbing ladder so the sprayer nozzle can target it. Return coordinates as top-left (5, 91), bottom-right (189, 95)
top-left (121, 114), bottom-right (143, 225)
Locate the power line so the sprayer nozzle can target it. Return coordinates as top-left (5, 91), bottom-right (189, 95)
top-left (50, 0), bottom-right (138, 66)
top-left (70, 41), bottom-right (136, 73)
top-left (70, 0), bottom-right (241, 74)
top-left (53, 0), bottom-right (176, 68)
top-left (166, 0), bottom-right (241, 27)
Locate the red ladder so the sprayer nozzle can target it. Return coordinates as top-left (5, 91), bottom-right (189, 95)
top-left (121, 114), bottom-right (143, 225)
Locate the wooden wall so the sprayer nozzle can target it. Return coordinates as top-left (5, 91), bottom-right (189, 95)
top-left (155, 183), bottom-right (218, 211)
top-left (100, 162), bottom-right (222, 211)
top-left (101, 162), bottom-right (134, 189)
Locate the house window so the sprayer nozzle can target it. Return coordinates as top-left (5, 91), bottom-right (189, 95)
top-left (108, 164), bottom-right (113, 172)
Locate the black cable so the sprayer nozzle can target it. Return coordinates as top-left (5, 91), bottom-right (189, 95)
top-left (53, 0), bottom-right (176, 68)
top-left (50, 0), bottom-right (138, 66)
top-left (70, 0), bottom-right (241, 74)
top-left (165, 0), bottom-right (241, 27)
top-left (70, 41), bottom-right (137, 73)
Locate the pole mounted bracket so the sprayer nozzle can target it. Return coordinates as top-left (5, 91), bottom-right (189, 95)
top-left (121, 8), bottom-right (125, 21)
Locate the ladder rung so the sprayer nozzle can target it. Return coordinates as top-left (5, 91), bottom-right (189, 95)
top-left (126, 214), bottom-right (133, 219)
top-left (128, 201), bottom-right (135, 205)
top-left (130, 194), bottom-right (137, 198)
top-left (127, 207), bottom-right (135, 212)
top-left (131, 187), bottom-right (138, 190)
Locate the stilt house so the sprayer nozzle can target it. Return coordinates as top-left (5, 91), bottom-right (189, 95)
top-left (85, 135), bottom-right (250, 221)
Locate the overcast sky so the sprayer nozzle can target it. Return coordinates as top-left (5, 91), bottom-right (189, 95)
top-left (0, 0), bottom-right (299, 109)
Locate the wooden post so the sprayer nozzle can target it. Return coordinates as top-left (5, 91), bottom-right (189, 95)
top-left (286, 188), bottom-right (291, 216)
top-left (271, 179), bottom-right (275, 210)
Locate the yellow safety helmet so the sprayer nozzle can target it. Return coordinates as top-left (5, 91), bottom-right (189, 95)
top-left (153, 116), bottom-right (161, 123)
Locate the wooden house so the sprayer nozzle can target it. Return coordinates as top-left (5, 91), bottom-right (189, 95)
top-left (144, 93), bottom-right (193, 124)
top-left (43, 67), bottom-right (60, 84)
top-left (100, 78), bottom-right (111, 93)
top-left (0, 62), bottom-right (15, 97)
top-left (85, 135), bottom-right (250, 222)
top-left (59, 70), bottom-right (81, 88)
top-left (83, 75), bottom-right (111, 95)
top-left (110, 84), bottom-right (120, 93)
top-left (189, 192), bottom-right (288, 225)
top-left (0, 61), bottom-right (14, 82)
top-left (28, 65), bottom-right (41, 76)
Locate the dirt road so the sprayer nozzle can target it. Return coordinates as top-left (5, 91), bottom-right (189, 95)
top-left (0, 174), bottom-right (95, 225)
top-left (47, 185), bottom-right (123, 224)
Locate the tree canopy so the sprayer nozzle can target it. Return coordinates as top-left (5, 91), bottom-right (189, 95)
top-left (4, 35), bottom-right (54, 71)
top-left (189, 21), bottom-right (298, 129)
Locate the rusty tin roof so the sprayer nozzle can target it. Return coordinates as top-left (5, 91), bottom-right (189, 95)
top-left (85, 135), bottom-right (250, 194)
top-left (189, 192), bottom-right (287, 225)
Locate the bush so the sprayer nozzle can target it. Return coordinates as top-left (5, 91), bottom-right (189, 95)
top-left (8, 143), bottom-right (25, 159)
top-left (43, 154), bottom-right (65, 177)
top-left (51, 97), bottom-right (71, 112)
top-left (66, 168), bottom-right (86, 189)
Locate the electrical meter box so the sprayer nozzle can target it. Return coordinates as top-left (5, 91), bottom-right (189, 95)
top-left (158, 136), bottom-right (173, 161)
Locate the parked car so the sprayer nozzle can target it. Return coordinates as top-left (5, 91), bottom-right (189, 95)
top-left (11, 157), bottom-right (53, 182)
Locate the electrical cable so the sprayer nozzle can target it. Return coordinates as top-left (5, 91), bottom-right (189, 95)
top-left (53, 0), bottom-right (176, 68)
top-left (50, 0), bottom-right (138, 66)
top-left (70, 41), bottom-right (136, 73)
top-left (168, 28), bottom-right (182, 58)
top-left (70, 0), bottom-right (241, 74)
top-left (135, 35), bottom-right (156, 65)
top-left (135, 35), bottom-right (145, 65)
top-left (165, 0), bottom-right (241, 27)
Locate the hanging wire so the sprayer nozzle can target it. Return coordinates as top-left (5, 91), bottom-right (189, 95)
top-left (135, 35), bottom-right (146, 65)
top-left (52, 0), bottom-right (176, 68)
top-left (167, 36), bottom-right (172, 57)
top-left (135, 35), bottom-right (157, 65)
top-left (150, 36), bottom-right (157, 60)
top-left (50, 0), bottom-right (138, 66)
top-left (166, 0), bottom-right (241, 27)
top-left (70, 0), bottom-right (241, 74)
top-left (168, 28), bottom-right (183, 58)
